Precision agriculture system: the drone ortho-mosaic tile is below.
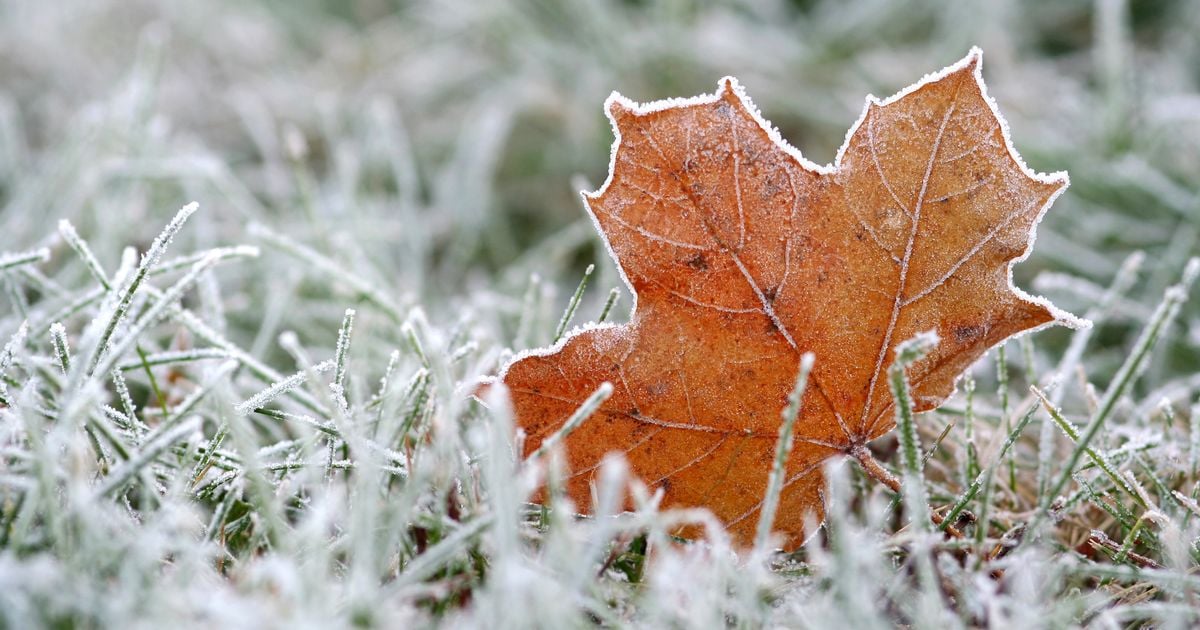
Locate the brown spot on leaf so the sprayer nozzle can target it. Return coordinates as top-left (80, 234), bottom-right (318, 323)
top-left (953, 324), bottom-right (986, 343)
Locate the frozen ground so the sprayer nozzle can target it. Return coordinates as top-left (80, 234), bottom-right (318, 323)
top-left (2, 1), bottom-right (1200, 627)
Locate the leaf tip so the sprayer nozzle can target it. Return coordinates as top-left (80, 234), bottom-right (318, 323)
top-left (605, 92), bottom-right (637, 126)
top-left (716, 76), bottom-right (742, 99)
top-left (1039, 295), bottom-right (1091, 331)
top-left (963, 46), bottom-right (983, 72)
top-left (1047, 169), bottom-right (1071, 190)
top-left (1060, 313), bottom-right (1093, 330)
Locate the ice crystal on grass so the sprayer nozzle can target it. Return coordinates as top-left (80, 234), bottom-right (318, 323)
top-left (3, 2), bottom-right (1200, 628)
top-left (0, 248), bottom-right (50, 272)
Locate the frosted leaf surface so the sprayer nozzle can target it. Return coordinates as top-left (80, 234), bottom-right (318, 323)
top-left (486, 48), bottom-right (1080, 550)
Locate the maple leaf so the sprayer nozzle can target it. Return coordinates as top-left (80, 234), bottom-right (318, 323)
top-left (485, 49), bottom-right (1081, 550)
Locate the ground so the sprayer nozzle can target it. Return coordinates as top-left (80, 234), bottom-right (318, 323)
top-left (1, 1), bottom-right (1200, 627)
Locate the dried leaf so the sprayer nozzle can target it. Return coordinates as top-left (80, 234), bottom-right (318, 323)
top-left (485, 49), bottom-right (1081, 550)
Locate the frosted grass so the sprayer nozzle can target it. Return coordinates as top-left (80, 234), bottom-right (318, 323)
top-left (0, 248), bottom-right (50, 272)
top-left (235, 359), bottom-right (336, 415)
top-left (81, 202), bottom-right (197, 377)
top-left (2, 1), bottom-right (1200, 627)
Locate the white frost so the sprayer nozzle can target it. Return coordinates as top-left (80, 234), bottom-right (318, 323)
top-left (490, 48), bottom-right (1087, 391)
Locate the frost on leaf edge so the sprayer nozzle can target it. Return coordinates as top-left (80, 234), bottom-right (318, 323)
top-left (485, 47), bottom-right (1088, 392)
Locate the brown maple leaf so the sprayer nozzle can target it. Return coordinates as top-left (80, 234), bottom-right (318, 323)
top-left (485, 49), bottom-right (1081, 550)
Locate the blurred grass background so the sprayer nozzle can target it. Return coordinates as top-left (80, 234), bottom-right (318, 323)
top-left (3, 0), bottom-right (1200, 626)
top-left (2, 0), bottom-right (1198, 378)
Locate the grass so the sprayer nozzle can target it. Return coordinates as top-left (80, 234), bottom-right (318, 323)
top-left (2, 0), bottom-right (1200, 627)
